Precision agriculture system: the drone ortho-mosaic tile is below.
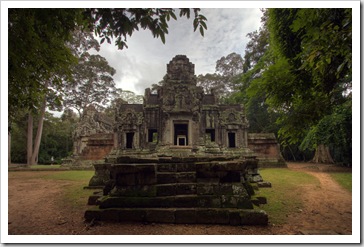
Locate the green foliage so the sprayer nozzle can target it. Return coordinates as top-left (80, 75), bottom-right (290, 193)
top-left (255, 8), bottom-right (352, 164)
top-left (10, 111), bottom-right (76, 164)
top-left (86, 8), bottom-right (207, 49)
top-left (330, 173), bottom-right (352, 192)
top-left (258, 168), bottom-right (320, 224)
top-left (10, 110), bottom-right (28, 163)
top-left (63, 47), bottom-right (117, 116)
top-left (8, 9), bottom-right (81, 119)
top-left (37, 113), bottom-right (75, 164)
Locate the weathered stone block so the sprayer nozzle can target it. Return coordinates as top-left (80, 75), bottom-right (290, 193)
top-left (231, 184), bottom-right (248, 195)
top-left (197, 196), bottom-right (221, 208)
top-left (156, 163), bottom-right (177, 172)
top-left (220, 171), bottom-right (241, 183)
top-left (240, 210), bottom-right (268, 225)
top-left (196, 178), bottom-right (220, 183)
top-left (177, 163), bottom-right (195, 172)
top-left (236, 196), bottom-right (254, 209)
top-left (119, 209), bottom-right (147, 222)
top-left (250, 174), bottom-right (263, 183)
top-left (196, 209), bottom-right (217, 224)
top-left (221, 195), bottom-right (238, 208)
top-left (214, 210), bottom-right (230, 224)
top-left (116, 173), bottom-right (136, 186)
top-left (88, 195), bottom-right (101, 205)
top-left (174, 195), bottom-right (198, 207)
top-left (196, 209), bottom-right (229, 224)
top-left (196, 184), bottom-right (214, 195)
top-left (257, 181), bottom-right (272, 188)
top-left (156, 173), bottom-right (177, 184)
top-left (100, 209), bottom-right (120, 222)
top-left (156, 184), bottom-right (176, 196)
top-left (215, 184), bottom-right (233, 195)
top-left (109, 185), bottom-right (156, 197)
top-left (175, 209), bottom-right (197, 224)
top-left (256, 196), bottom-right (267, 204)
top-left (176, 183), bottom-right (196, 195)
top-left (196, 171), bottom-right (220, 179)
top-left (229, 211), bottom-right (241, 225)
top-left (135, 172), bottom-right (156, 185)
top-left (146, 209), bottom-right (175, 223)
top-left (99, 196), bottom-right (173, 208)
top-left (84, 208), bottom-right (102, 222)
top-left (176, 172), bottom-right (196, 183)
top-left (135, 164), bottom-right (156, 174)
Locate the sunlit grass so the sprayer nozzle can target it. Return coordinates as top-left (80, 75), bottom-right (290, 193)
top-left (330, 173), bottom-right (352, 192)
top-left (30, 164), bottom-right (62, 169)
top-left (42, 170), bottom-right (94, 181)
top-left (255, 168), bottom-right (320, 225)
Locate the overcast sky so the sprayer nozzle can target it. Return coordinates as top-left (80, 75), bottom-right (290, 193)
top-left (96, 8), bottom-right (263, 95)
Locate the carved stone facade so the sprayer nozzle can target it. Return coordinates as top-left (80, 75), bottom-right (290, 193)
top-left (73, 105), bottom-right (114, 160)
top-left (113, 55), bottom-right (251, 156)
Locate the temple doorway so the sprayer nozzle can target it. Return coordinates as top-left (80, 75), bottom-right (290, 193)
top-left (126, 132), bottom-right (134, 149)
top-left (174, 124), bottom-right (188, 146)
top-left (228, 132), bottom-right (236, 148)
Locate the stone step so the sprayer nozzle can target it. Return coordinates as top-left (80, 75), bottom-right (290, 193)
top-left (97, 194), bottom-right (253, 209)
top-left (156, 183), bottom-right (197, 196)
top-left (156, 172), bottom-right (196, 184)
top-left (84, 207), bottom-right (268, 226)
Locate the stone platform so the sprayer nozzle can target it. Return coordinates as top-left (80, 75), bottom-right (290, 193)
top-left (84, 156), bottom-right (268, 226)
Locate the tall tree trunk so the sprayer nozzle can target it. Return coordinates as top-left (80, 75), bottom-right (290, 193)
top-left (312, 144), bottom-right (334, 164)
top-left (8, 129), bottom-right (11, 166)
top-left (27, 113), bottom-right (33, 166)
top-left (30, 98), bottom-right (47, 165)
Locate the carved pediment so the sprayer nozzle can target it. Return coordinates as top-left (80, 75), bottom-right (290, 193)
top-left (116, 108), bottom-right (143, 130)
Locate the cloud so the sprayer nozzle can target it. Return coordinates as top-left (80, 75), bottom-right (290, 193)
top-left (97, 8), bottom-right (263, 95)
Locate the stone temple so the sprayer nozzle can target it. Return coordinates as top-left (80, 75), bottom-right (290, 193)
top-left (84, 55), bottom-right (286, 225)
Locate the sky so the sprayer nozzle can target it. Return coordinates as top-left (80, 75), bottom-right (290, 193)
top-left (96, 8), bottom-right (263, 95)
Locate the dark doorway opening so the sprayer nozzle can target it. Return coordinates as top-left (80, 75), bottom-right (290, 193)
top-left (228, 132), bottom-right (236, 148)
top-left (205, 129), bottom-right (215, 142)
top-left (148, 129), bottom-right (158, 143)
top-left (174, 124), bottom-right (188, 146)
top-left (126, 132), bottom-right (134, 149)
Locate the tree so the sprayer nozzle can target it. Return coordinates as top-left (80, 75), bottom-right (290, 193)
top-left (260, 8), bottom-right (352, 164)
top-left (227, 10), bottom-right (278, 134)
top-left (197, 53), bottom-right (244, 102)
top-left (63, 50), bottom-right (117, 117)
top-left (9, 8), bottom-right (207, 118)
top-left (9, 8), bottom-right (207, 165)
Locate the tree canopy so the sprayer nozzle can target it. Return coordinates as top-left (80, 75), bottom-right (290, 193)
top-left (8, 8), bottom-right (207, 120)
top-left (239, 8), bottom-right (352, 164)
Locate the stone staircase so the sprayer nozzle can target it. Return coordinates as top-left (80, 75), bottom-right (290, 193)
top-left (85, 156), bottom-right (268, 225)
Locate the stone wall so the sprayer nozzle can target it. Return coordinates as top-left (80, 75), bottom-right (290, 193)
top-left (79, 133), bottom-right (114, 160)
top-left (248, 133), bottom-right (287, 167)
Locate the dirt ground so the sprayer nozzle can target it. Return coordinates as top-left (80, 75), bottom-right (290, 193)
top-left (7, 162), bottom-right (352, 236)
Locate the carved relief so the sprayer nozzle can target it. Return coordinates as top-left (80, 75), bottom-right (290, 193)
top-left (219, 108), bottom-right (247, 127)
top-left (73, 105), bottom-right (113, 139)
top-left (117, 108), bottom-right (143, 130)
top-left (166, 55), bottom-right (195, 81)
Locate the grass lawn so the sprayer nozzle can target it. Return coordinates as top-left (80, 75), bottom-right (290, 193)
top-left (330, 173), bottom-right (352, 192)
top-left (30, 164), bottom-right (62, 169)
top-left (256, 168), bottom-right (320, 225)
top-left (42, 170), bottom-right (96, 210)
